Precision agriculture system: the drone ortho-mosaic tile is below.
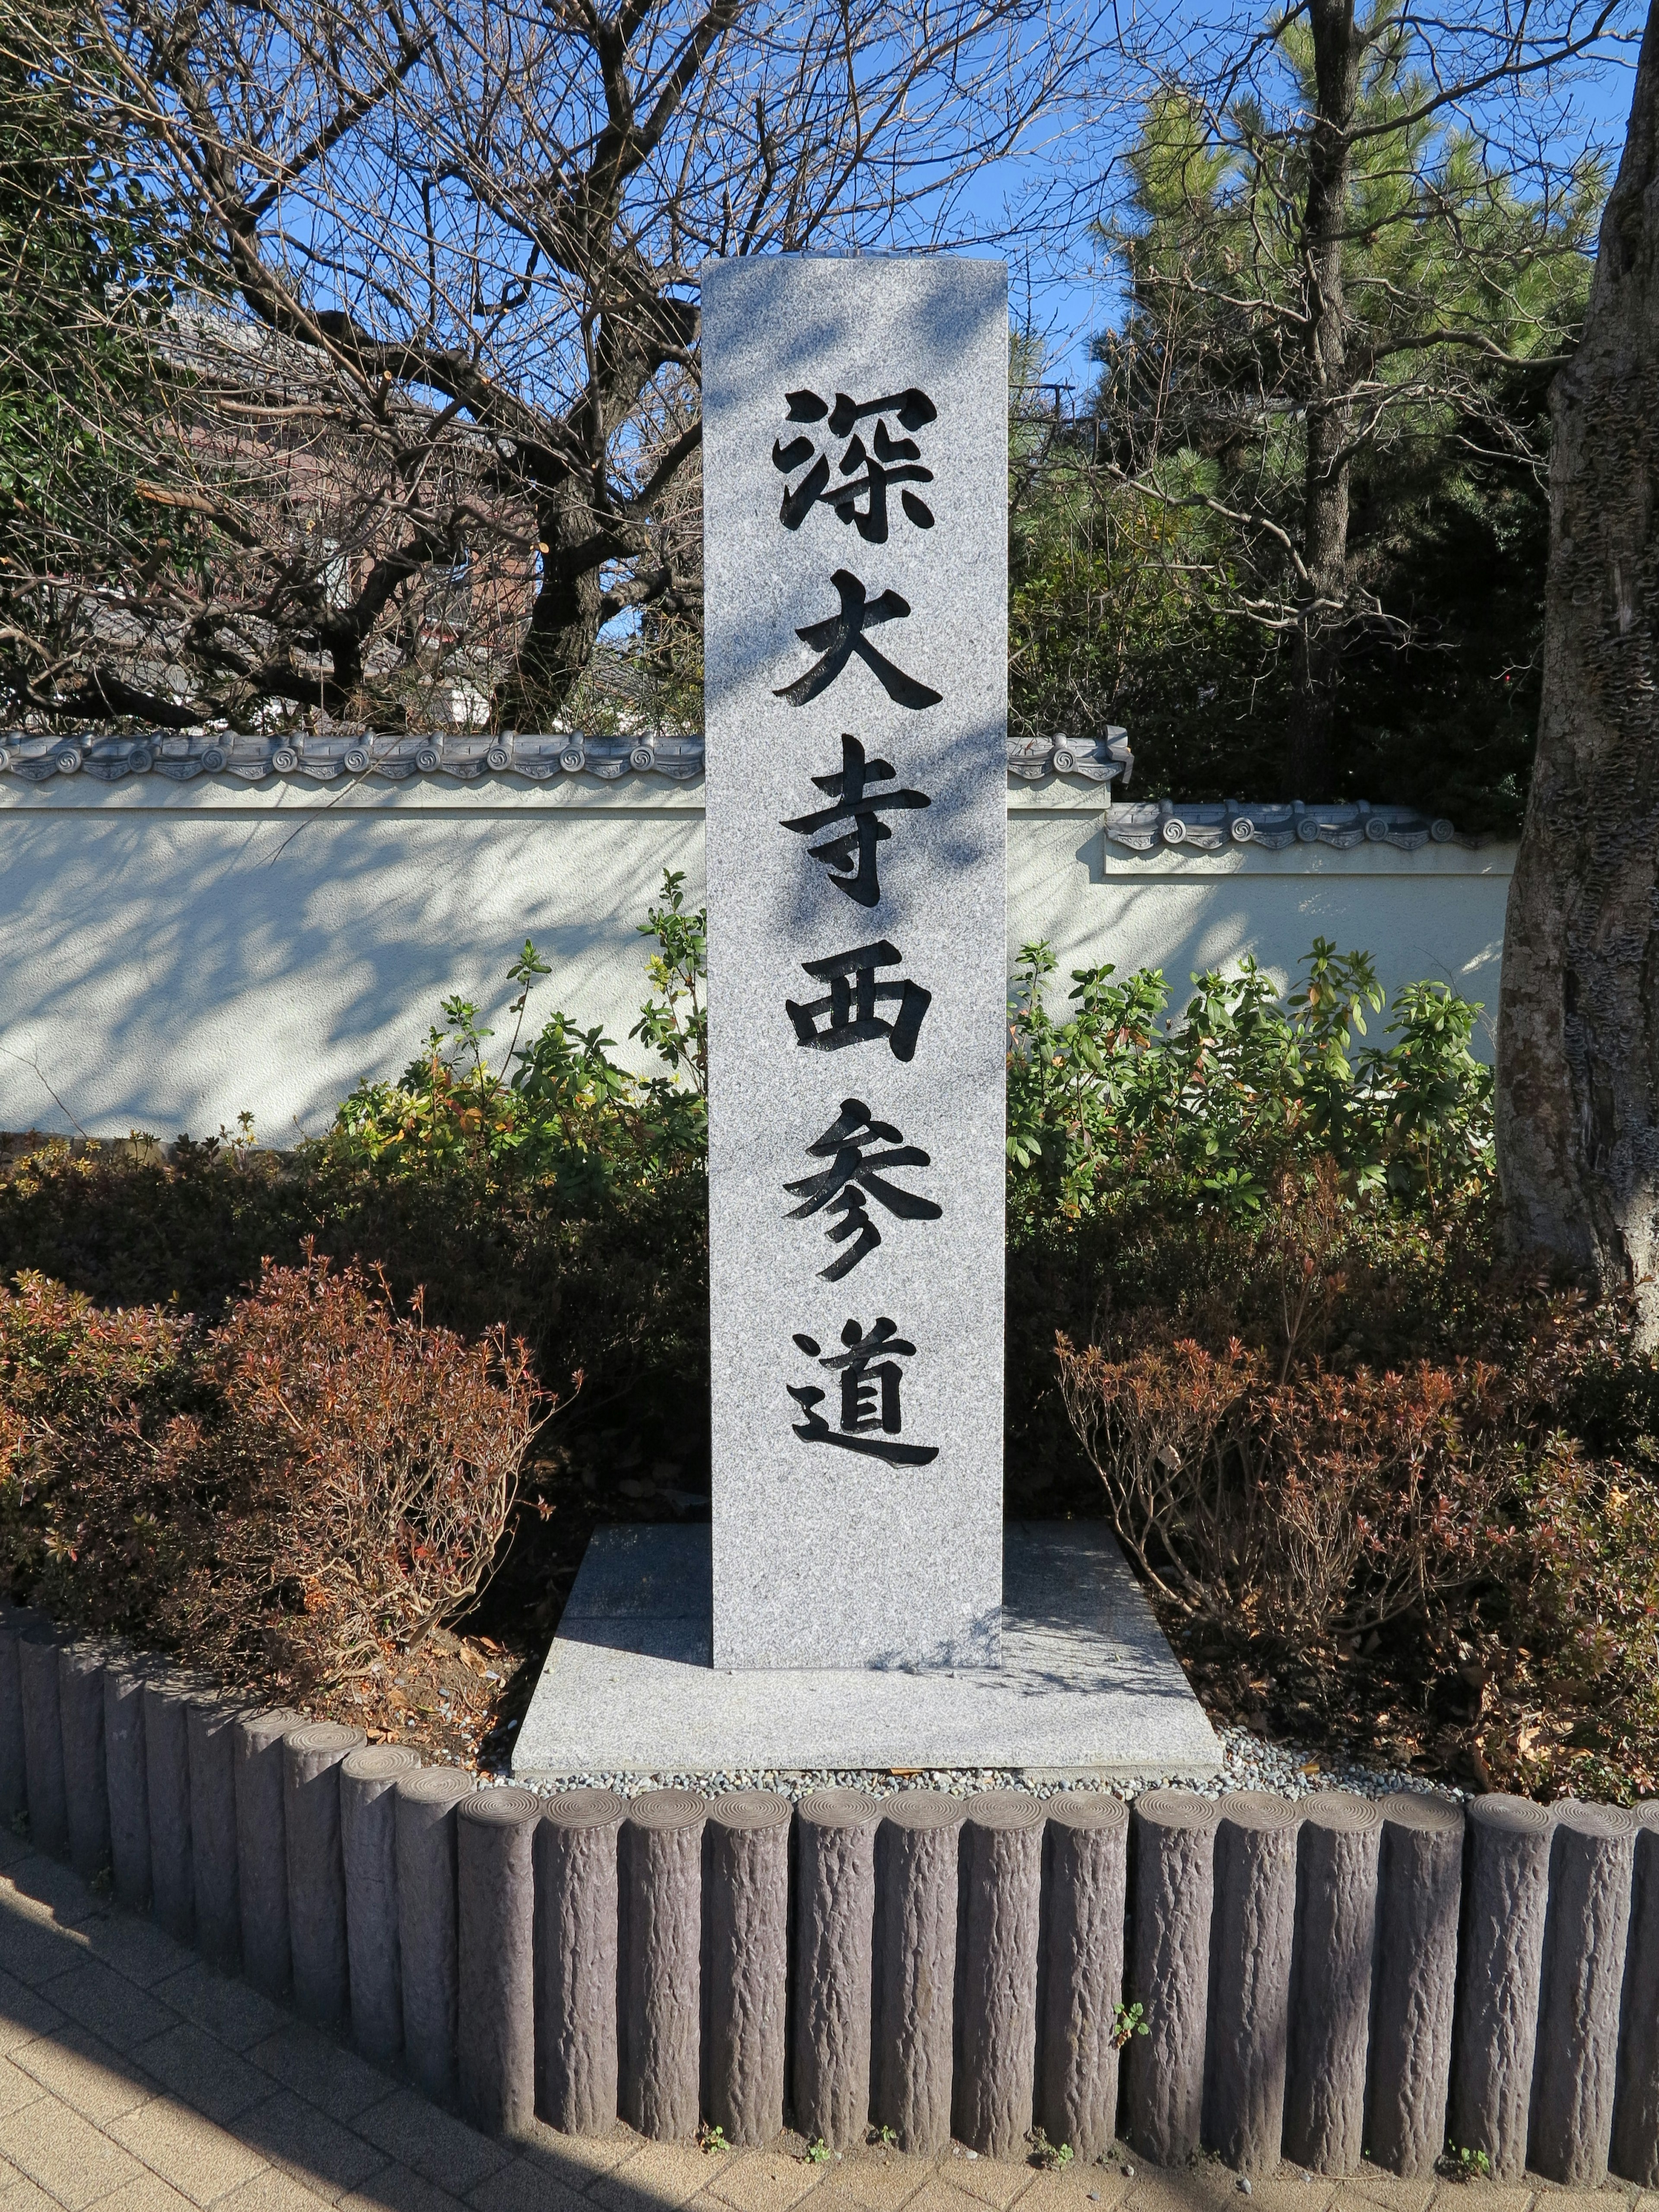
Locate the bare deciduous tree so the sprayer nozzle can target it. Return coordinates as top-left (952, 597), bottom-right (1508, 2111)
top-left (1497, 0), bottom-right (1659, 1338)
top-left (1, 0), bottom-right (1089, 730)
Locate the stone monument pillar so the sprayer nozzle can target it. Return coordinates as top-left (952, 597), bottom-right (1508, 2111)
top-left (702, 255), bottom-right (1007, 1670)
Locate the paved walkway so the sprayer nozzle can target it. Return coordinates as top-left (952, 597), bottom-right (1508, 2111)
top-left (0, 1831), bottom-right (1648, 2212)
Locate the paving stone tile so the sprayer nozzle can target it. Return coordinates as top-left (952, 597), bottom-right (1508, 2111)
top-left (1329, 2175), bottom-right (1437, 2212)
top-left (0, 1970), bottom-right (66, 2054)
top-left (0, 2175), bottom-right (60, 2212)
top-left (805, 2183), bottom-right (927, 2212)
top-left (0, 1906), bottom-right (86, 1989)
top-left (86, 2174), bottom-right (203, 2212)
top-left (0, 2059), bottom-right (43, 2119)
top-left (829, 2154), bottom-right (933, 2212)
top-left (111, 2096), bottom-right (271, 2209)
top-left (153, 1967), bottom-right (286, 2055)
top-left (246, 2030), bottom-right (396, 2126)
top-left (0, 2097), bottom-right (146, 2209)
top-left (217, 2172), bottom-right (337, 2212)
top-left (238, 2091), bottom-right (391, 2202)
top-left (11, 2020), bottom-right (158, 2123)
top-left (890, 2183), bottom-right (998, 2212)
top-left (946, 2155), bottom-right (1032, 2212)
top-left (707, 2152), bottom-right (828, 2212)
top-left (352, 2091), bottom-right (512, 2194)
top-left (465, 2156), bottom-right (589, 2212)
top-left (81, 1914), bottom-right (200, 1992)
top-left (139, 2023), bottom-right (272, 2126)
top-left (343, 2164), bottom-right (470, 2212)
top-left (1529, 2193), bottom-right (1637, 2212)
top-left (43, 1961), bottom-right (181, 2054)
top-left (594, 2144), bottom-right (729, 2212)
top-left (514, 2126), bottom-right (640, 2185)
top-left (1019, 2172), bottom-right (1132, 2212)
top-left (1, 1857), bottom-right (104, 1929)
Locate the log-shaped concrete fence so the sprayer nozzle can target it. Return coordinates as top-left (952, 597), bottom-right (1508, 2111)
top-left (2, 1612), bottom-right (1656, 2182)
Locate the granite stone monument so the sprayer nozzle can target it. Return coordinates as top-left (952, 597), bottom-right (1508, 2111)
top-left (701, 254), bottom-right (1008, 1670)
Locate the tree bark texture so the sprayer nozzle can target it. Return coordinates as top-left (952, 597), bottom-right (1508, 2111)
top-left (185, 1693), bottom-right (243, 1970)
top-left (1285, 0), bottom-right (1361, 798)
top-left (396, 1767), bottom-right (476, 2105)
top-left (704, 1791), bottom-right (790, 2147)
top-left (143, 1672), bottom-right (197, 1942)
top-left (1365, 1794), bottom-right (1464, 2177)
top-left (1127, 1792), bottom-right (1217, 2166)
top-left (872, 1795), bottom-right (963, 2155)
top-left (234, 1708), bottom-right (305, 2000)
top-left (791, 1789), bottom-right (878, 2150)
top-left (1529, 1802), bottom-right (1637, 2185)
top-left (1035, 1796), bottom-right (1128, 2163)
top-left (1496, 2), bottom-right (1659, 1331)
top-left (535, 1789), bottom-right (625, 2137)
top-left (1449, 1795), bottom-right (1554, 2179)
top-left (1203, 1795), bottom-right (1300, 2171)
top-left (1283, 1792), bottom-right (1380, 2175)
top-left (953, 1792), bottom-right (1043, 2159)
top-left (1612, 1801), bottom-right (1659, 2184)
top-left (620, 1789), bottom-right (706, 2142)
top-left (283, 1721), bottom-right (365, 2026)
top-left (18, 1625), bottom-right (67, 1860)
top-left (0, 1620), bottom-right (27, 1825)
top-left (341, 1745), bottom-right (421, 2064)
top-left (58, 1643), bottom-right (109, 1885)
top-left (457, 1786), bottom-right (540, 2139)
top-left (104, 1664), bottom-right (153, 1914)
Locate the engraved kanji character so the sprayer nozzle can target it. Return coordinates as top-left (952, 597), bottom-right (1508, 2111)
top-left (781, 733), bottom-right (931, 909)
top-left (785, 941), bottom-right (931, 1063)
top-left (785, 1097), bottom-right (942, 1280)
top-left (774, 569), bottom-right (942, 711)
top-left (788, 1316), bottom-right (938, 1466)
top-left (772, 386), bottom-right (938, 542)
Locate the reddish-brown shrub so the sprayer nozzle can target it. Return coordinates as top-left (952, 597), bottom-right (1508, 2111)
top-left (1057, 1329), bottom-right (1513, 1647)
top-left (0, 1252), bottom-right (546, 1694)
top-left (0, 1272), bottom-right (203, 1627)
top-left (163, 1249), bottom-right (545, 1688)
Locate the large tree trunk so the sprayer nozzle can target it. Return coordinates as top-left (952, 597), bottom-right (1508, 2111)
top-left (1285, 0), bottom-right (1359, 800)
top-left (1496, 0), bottom-right (1659, 1335)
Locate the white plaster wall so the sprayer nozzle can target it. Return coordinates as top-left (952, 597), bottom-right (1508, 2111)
top-left (0, 775), bottom-right (1516, 1139)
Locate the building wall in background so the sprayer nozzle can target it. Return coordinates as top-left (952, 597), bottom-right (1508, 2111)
top-left (0, 777), bottom-right (1514, 1140)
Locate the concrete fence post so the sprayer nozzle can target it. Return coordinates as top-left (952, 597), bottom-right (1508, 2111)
top-left (1612, 1801), bottom-right (1659, 2186)
top-left (103, 1661), bottom-right (152, 1912)
top-left (341, 1745), bottom-right (421, 2063)
top-left (1284, 1791), bottom-right (1381, 2176)
top-left (872, 1794), bottom-right (964, 2156)
top-left (1126, 1791), bottom-right (1218, 2168)
top-left (955, 1791), bottom-right (1044, 2160)
top-left (1449, 1793), bottom-right (1555, 2180)
top-left (1204, 1793), bottom-right (1300, 2172)
top-left (143, 1670), bottom-right (199, 1941)
top-left (283, 1720), bottom-right (365, 2025)
top-left (534, 1789), bottom-right (625, 2136)
top-left (232, 1708), bottom-right (305, 1999)
top-left (396, 1766), bottom-right (474, 2105)
top-left (1529, 1801), bottom-right (1637, 2186)
top-left (704, 1791), bottom-right (790, 2147)
top-left (791, 1789), bottom-right (879, 2151)
top-left (18, 1623), bottom-right (67, 1859)
top-left (1035, 1794), bottom-right (1128, 2164)
top-left (58, 1641), bottom-right (110, 1884)
top-left (1365, 1792), bottom-right (1464, 2177)
top-left (185, 1692), bottom-right (243, 1970)
top-left (458, 1786), bottom-right (543, 2139)
top-left (620, 1789), bottom-right (706, 2142)
top-left (0, 1615), bottom-right (30, 1824)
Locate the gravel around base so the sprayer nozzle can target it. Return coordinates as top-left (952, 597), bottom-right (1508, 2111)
top-left (495, 1722), bottom-right (1463, 1802)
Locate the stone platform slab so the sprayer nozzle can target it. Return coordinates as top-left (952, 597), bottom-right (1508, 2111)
top-left (512, 1519), bottom-right (1221, 1779)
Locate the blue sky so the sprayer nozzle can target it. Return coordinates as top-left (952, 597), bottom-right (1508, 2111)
top-left (948, 1), bottom-right (1646, 397)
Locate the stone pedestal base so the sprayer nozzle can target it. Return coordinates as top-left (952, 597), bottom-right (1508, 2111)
top-left (512, 1521), bottom-right (1221, 1780)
